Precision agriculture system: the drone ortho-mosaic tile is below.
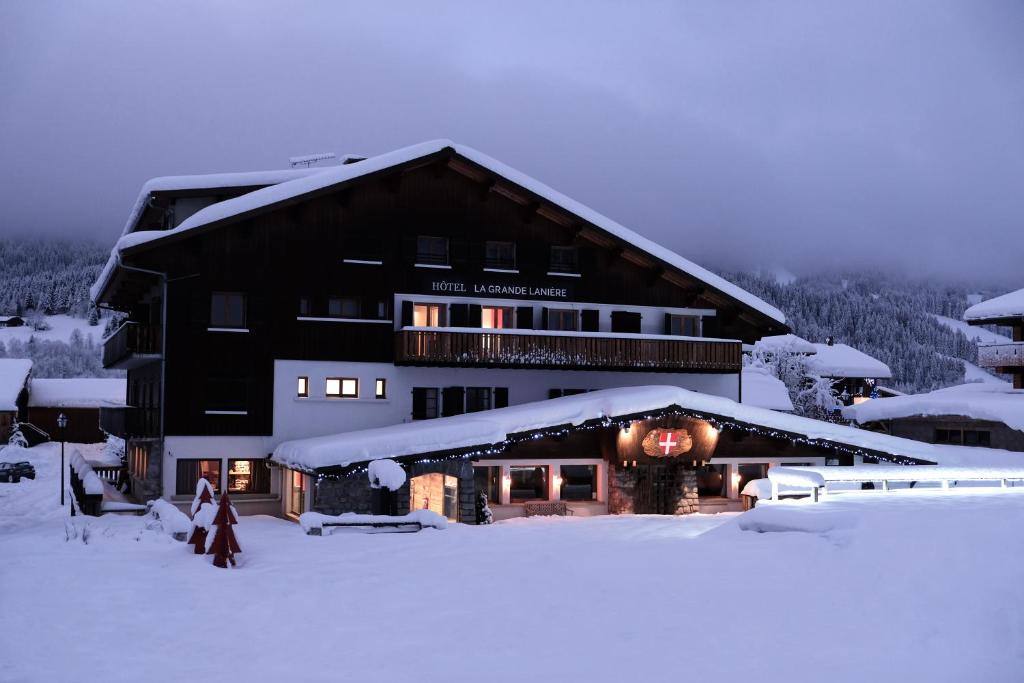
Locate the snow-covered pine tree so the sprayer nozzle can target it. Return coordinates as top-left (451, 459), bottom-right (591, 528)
top-left (187, 478), bottom-right (217, 555)
top-left (476, 491), bottom-right (493, 524)
top-left (87, 306), bottom-right (99, 326)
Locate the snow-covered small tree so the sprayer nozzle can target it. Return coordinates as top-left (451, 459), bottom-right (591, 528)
top-left (7, 421), bottom-right (28, 448)
top-left (794, 375), bottom-right (842, 422)
top-left (475, 492), bottom-right (493, 525)
top-left (206, 492), bottom-right (241, 568)
top-left (87, 306), bottom-right (99, 326)
top-left (187, 478), bottom-right (216, 555)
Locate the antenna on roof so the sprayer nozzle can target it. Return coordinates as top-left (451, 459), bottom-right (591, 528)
top-left (289, 152), bottom-right (337, 168)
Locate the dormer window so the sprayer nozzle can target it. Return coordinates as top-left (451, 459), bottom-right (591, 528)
top-left (485, 241), bottom-right (516, 270)
top-left (549, 246), bottom-right (578, 274)
top-left (416, 236), bottom-right (449, 266)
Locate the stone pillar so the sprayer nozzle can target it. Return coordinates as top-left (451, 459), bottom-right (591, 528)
top-left (674, 468), bottom-right (699, 515)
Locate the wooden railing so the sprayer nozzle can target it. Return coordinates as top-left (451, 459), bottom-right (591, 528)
top-left (977, 342), bottom-right (1024, 369)
top-left (102, 322), bottom-right (162, 369)
top-left (395, 329), bottom-right (741, 372)
top-left (100, 407), bottom-right (160, 439)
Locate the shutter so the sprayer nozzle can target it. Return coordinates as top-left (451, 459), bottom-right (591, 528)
top-left (516, 306), bottom-right (533, 329)
top-left (548, 389), bottom-right (563, 399)
top-left (412, 388), bottom-right (427, 420)
top-left (664, 313), bottom-right (674, 335)
top-left (541, 307), bottom-right (549, 330)
top-left (401, 301), bottom-right (414, 327)
top-left (580, 309), bottom-right (599, 332)
top-left (442, 386), bottom-right (465, 417)
top-left (449, 304), bottom-right (469, 328)
top-left (468, 304), bottom-right (482, 328)
top-left (494, 387), bottom-right (509, 409)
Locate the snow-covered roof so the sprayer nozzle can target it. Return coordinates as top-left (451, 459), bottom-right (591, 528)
top-left (741, 367), bottom-right (794, 411)
top-left (0, 359), bottom-right (32, 411)
top-left (963, 287), bottom-right (1024, 322)
top-left (805, 343), bottom-right (892, 379)
top-left (92, 140), bottom-right (785, 326)
top-left (272, 385), bottom-right (964, 472)
top-left (844, 382), bottom-right (1024, 432)
top-left (27, 378), bottom-right (127, 409)
top-left (753, 334), bottom-right (817, 355)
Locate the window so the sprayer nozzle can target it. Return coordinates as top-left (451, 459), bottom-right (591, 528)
top-left (560, 465), bottom-right (597, 501)
top-left (549, 246), bottom-right (578, 273)
top-left (482, 306), bottom-right (514, 329)
top-left (964, 430), bottom-right (991, 447)
top-left (413, 303), bottom-right (445, 327)
top-left (510, 466), bottom-right (548, 503)
top-left (298, 297), bottom-right (312, 316)
top-left (175, 459), bottom-right (221, 495)
top-left (484, 241), bottom-right (516, 269)
top-left (466, 387), bottom-right (492, 413)
top-left (326, 377), bottom-right (358, 398)
top-left (413, 387), bottom-right (440, 420)
top-left (416, 236), bottom-right (449, 265)
top-left (371, 300), bottom-right (390, 320)
top-left (210, 292), bottom-right (246, 328)
top-left (409, 473), bottom-right (460, 522)
top-left (288, 470), bottom-right (306, 517)
top-left (669, 315), bottom-right (701, 337)
top-left (474, 466), bottom-right (501, 506)
top-left (375, 378), bottom-right (387, 399)
top-left (934, 428), bottom-right (956, 444)
top-left (206, 377), bottom-right (247, 412)
top-left (328, 297), bottom-right (361, 318)
top-left (227, 459), bottom-right (270, 494)
top-left (547, 309), bottom-right (578, 331)
top-left (297, 376), bottom-right (309, 398)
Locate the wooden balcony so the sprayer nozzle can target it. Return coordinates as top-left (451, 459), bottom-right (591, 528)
top-left (977, 342), bottom-right (1024, 370)
top-left (395, 329), bottom-right (741, 372)
top-left (99, 407), bottom-right (160, 439)
top-left (102, 322), bottom-right (162, 369)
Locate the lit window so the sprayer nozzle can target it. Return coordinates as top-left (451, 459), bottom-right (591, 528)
top-left (227, 459), bottom-right (269, 494)
top-left (175, 459), bottom-right (221, 496)
top-left (297, 376), bottom-right (308, 398)
top-left (375, 378), bottom-right (386, 399)
top-left (482, 306), bottom-right (514, 329)
top-left (326, 377), bottom-right (359, 398)
top-left (413, 303), bottom-right (444, 327)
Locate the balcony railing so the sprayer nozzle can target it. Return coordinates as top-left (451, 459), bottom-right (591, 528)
top-left (977, 342), bottom-right (1024, 369)
top-left (102, 322), bottom-right (162, 369)
top-left (395, 328), bottom-right (741, 372)
top-left (99, 407), bottom-right (160, 439)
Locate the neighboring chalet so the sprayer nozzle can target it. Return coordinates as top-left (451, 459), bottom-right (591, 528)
top-left (92, 140), bottom-right (795, 517)
top-left (0, 315), bottom-right (25, 328)
top-left (0, 359), bottom-right (32, 442)
top-left (844, 381), bottom-right (1024, 452)
top-left (965, 287), bottom-right (1024, 390)
top-left (27, 378), bottom-right (127, 444)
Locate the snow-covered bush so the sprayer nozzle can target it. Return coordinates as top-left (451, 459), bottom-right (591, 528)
top-left (7, 421), bottom-right (28, 448)
top-left (148, 499), bottom-right (191, 538)
top-left (368, 459), bottom-right (406, 491)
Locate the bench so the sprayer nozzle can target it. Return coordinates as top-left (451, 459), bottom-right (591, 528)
top-left (523, 501), bottom-right (574, 517)
top-left (311, 521), bottom-right (423, 536)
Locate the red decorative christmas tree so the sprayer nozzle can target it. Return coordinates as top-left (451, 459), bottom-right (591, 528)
top-left (187, 478), bottom-right (215, 555)
top-left (206, 492), bottom-right (241, 568)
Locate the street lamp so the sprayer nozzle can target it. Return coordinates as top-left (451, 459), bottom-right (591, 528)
top-left (57, 412), bottom-right (67, 506)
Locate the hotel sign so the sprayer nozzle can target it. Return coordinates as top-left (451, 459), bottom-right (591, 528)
top-left (641, 429), bottom-right (693, 458)
top-left (429, 278), bottom-right (570, 299)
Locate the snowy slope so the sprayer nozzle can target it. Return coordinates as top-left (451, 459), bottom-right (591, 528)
top-left (0, 315), bottom-right (101, 346)
top-left (27, 378), bottom-right (127, 408)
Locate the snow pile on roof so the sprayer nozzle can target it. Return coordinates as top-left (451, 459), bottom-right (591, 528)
top-left (741, 367), bottom-right (794, 411)
top-left (28, 378), bottom-right (126, 408)
top-left (368, 459), bottom-right (406, 491)
top-left (844, 382), bottom-right (1024, 431)
top-left (753, 334), bottom-right (817, 354)
top-left (272, 385), bottom-right (973, 472)
top-left (0, 359), bottom-right (32, 411)
top-left (963, 287), bottom-right (1024, 322)
top-left (805, 343), bottom-right (892, 379)
top-left (93, 140), bottom-right (784, 324)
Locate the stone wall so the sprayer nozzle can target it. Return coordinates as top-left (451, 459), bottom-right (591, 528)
top-left (608, 460), bottom-right (699, 515)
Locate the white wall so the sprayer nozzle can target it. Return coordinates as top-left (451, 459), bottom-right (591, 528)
top-left (272, 360), bottom-right (739, 443)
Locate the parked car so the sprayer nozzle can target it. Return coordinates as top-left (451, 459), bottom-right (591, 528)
top-left (0, 461), bottom-right (36, 483)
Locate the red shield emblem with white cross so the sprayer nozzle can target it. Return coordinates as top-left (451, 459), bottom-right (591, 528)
top-left (641, 428), bottom-right (694, 458)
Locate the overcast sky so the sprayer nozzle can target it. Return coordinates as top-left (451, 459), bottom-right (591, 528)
top-left (1, 1), bottom-right (1021, 282)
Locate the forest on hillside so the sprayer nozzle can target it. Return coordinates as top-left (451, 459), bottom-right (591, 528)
top-left (0, 237), bottom-right (109, 317)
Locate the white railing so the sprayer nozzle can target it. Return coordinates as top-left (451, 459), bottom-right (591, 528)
top-left (977, 342), bottom-right (1024, 368)
top-left (766, 465), bottom-right (1024, 501)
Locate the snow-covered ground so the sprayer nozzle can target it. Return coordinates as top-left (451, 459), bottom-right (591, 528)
top-left (0, 314), bottom-right (101, 345)
top-left (3, 444), bottom-right (1024, 682)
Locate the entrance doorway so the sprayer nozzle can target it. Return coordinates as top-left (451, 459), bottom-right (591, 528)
top-left (634, 463), bottom-right (678, 514)
top-left (409, 473), bottom-right (460, 521)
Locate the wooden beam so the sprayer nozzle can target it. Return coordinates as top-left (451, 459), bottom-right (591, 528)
top-left (521, 201), bottom-right (540, 224)
top-left (478, 178), bottom-right (496, 201)
top-left (646, 266), bottom-right (665, 287)
top-left (605, 245), bottom-right (624, 267)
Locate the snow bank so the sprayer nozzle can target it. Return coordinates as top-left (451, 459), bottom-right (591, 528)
top-left (737, 504), bottom-right (858, 534)
top-left (844, 382), bottom-right (1024, 431)
top-left (299, 510), bottom-right (447, 533)
top-left (806, 343), bottom-right (892, 379)
top-left (27, 378), bottom-right (127, 408)
top-left (368, 459), bottom-right (406, 491)
top-left (741, 367), bottom-right (794, 411)
top-left (963, 287), bottom-right (1024, 321)
top-left (274, 385), bottom-right (957, 471)
top-left (0, 358), bottom-right (32, 411)
top-left (148, 499), bottom-right (191, 536)
top-left (93, 140), bottom-right (784, 325)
